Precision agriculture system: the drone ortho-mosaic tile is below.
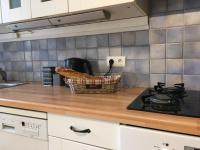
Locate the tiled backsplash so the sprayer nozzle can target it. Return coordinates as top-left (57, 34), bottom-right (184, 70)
top-left (0, 31), bottom-right (150, 87)
top-left (0, 0), bottom-right (200, 90)
top-left (150, 0), bottom-right (200, 90)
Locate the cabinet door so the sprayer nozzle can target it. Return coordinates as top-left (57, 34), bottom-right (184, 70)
top-left (0, 1), bottom-right (2, 24)
top-left (1, 0), bottom-right (31, 23)
top-left (120, 125), bottom-right (165, 150)
top-left (69, 0), bottom-right (133, 12)
top-left (120, 125), bottom-right (200, 150)
top-left (49, 136), bottom-right (106, 150)
top-left (31, 0), bottom-right (68, 18)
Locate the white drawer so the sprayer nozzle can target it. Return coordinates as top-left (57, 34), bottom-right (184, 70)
top-left (49, 136), bottom-right (106, 150)
top-left (48, 113), bottom-right (119, 149)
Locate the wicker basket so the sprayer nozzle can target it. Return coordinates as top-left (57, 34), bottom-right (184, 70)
top-left (65, 75), bottom-right (121, 94)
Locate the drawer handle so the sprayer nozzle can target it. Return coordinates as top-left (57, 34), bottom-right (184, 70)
top-left (70, 126), bottom-right (91, 134)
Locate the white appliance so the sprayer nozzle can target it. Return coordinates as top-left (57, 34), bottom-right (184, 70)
top-left (0, 107), bottom-right (48, 150)
top-left (120, 125), bottom-right (200, 150)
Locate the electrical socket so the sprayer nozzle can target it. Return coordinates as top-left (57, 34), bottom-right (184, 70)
top-left (106, 56), bottom-right (126, 67)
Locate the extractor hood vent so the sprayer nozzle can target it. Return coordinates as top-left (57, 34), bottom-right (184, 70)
top-left (49, 10), bottom-right (111, 26)
top-left (7, 10), bottom-right (110, 32)
top-left (7, 19), bottom-right (51, 31)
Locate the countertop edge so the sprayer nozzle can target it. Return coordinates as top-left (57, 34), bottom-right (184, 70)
top-left (0, 98), bottom-right (199, 137)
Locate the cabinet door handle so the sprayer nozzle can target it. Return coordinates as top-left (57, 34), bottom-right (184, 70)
top-left (70, 126), bottom-right (91, 134)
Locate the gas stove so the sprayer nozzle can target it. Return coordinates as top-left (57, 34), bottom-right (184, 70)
top-left (128, 82), bottom-right (200, 118)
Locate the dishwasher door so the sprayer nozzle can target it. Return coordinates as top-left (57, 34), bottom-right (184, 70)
top-left (0, 112), bottom-right (48, 150)
top-left (0, 131), bottom-right (48, 150)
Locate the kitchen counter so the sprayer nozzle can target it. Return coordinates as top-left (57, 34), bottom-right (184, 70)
top-left (0, 83), bottom-right (199, 136)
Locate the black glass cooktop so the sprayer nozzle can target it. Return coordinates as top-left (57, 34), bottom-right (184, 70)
top-left (128, 88), bottom-right (200, 118)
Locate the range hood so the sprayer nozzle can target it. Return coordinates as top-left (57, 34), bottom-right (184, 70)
top-left (6, 0), bottom-right (148, 32)
top-left (7, 10), bottom-right (110, 32)
top-left (49, 10), bottom-right (110, 26)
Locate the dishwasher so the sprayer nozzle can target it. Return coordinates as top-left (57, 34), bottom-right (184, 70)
top-left (0, 107), bottom-right (48, 150)
top-left (120, 125), bottom-right (200, 150)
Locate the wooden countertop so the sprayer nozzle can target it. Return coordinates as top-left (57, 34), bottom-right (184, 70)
top-left (0, 83), bottom-right (199, 136)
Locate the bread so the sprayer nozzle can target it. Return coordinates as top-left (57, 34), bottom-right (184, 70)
top-left (55, 67), bottom-right (102, 80)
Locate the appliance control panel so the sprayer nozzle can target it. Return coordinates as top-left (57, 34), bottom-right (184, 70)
top-left (21, 121), bottom-right (41, 136)
top-left (0, 113), bottom-right (47, 140)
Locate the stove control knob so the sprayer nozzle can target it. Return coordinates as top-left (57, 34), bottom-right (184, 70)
top-left (163, 143), bottom-right (169, 147)
top-left (21, 121), bottom-right (25, 126)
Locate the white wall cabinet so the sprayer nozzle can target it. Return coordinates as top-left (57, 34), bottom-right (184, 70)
top-left (0, 1), bottom-right (2, 24)
top-left (68, 0), bottom-right (133, 12)
top-left (31, 0), bottom-right (68, 18)
top-left (0, 0), bottom-right (147, 25)
top-left (49, 136), bottom-right (106, 150)
top-left (1, 0), bottom-right (31, 23)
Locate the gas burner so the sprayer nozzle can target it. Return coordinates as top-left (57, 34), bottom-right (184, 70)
top-left (142, 93), bottom-right (174, 104)
top-left (141, 82), bottom-right (186, 112)
top-left (154, 82), bottom-right (185, 95)
top-left (127, 82), bottom-right (200, 118)
top-left (147, 94), bottom-right (174, 104)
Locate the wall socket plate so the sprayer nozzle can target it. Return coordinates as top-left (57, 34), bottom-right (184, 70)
top-left (107, 56), bottom-right (126, 67)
